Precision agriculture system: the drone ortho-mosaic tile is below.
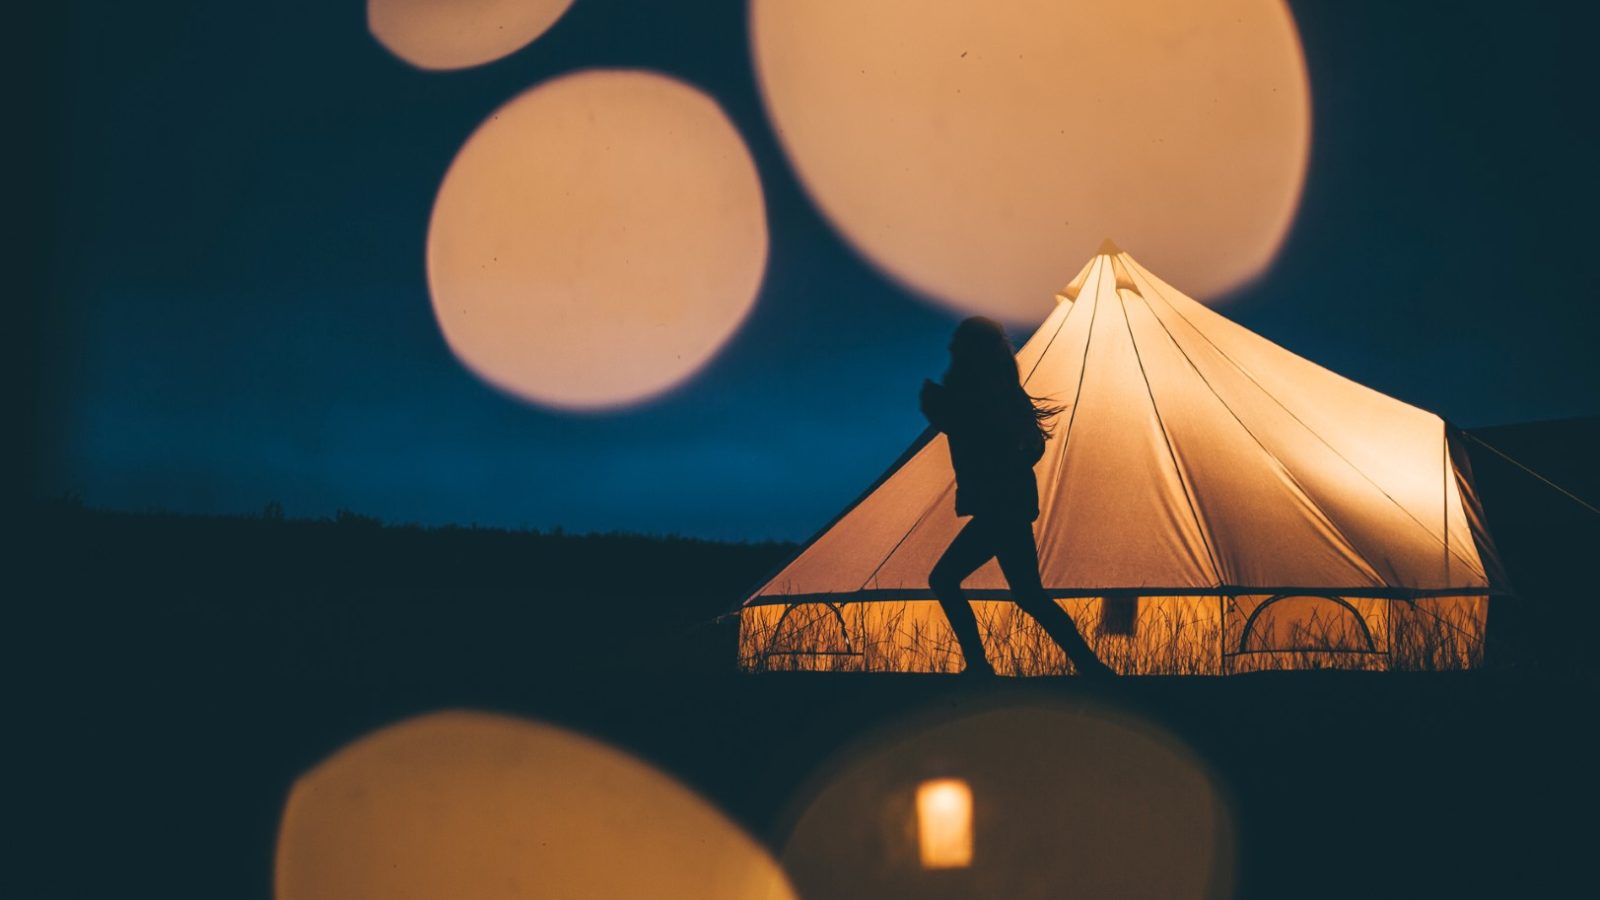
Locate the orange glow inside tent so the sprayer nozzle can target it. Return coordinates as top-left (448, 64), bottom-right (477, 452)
top-left (738, 242), bottom-right (1507, 675)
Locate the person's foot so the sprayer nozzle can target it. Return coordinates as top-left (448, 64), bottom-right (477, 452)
top-left (1071, 655), bottom-right (1116, 680)
top-left (959, 659), bottom-right (997, 678)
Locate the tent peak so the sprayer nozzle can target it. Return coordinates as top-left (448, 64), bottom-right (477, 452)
top-left (1096, 237), bottom-right (1122, 256)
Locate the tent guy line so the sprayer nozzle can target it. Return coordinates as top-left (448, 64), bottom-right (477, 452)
top-left (1135, 263), bottom-right (1476, 566)
top-left (1460, 431), bottom-right (1600, 517)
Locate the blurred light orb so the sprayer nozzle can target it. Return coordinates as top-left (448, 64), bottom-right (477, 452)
top-left (368, 0), bottom-right (574, 70)
top-left (428, 70), bottom-right (768, 410)
top-left (780, 699), bottom-right (1234, 899)
top-left (276, 711), bottom-right (796, 900)
top-left (751, 0), bottom-right (1311, 321)
top-left (916, 778), bottom-right (974, 868)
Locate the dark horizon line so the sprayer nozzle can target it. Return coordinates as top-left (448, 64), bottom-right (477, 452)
top-left (30, 413), bottom-right (1594, 543)
top-left (29, 494), bottom-right (799, 548)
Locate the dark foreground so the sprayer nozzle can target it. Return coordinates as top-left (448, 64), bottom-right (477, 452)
top-left (19, 661), bottom-right (1597, 899)
top-left (18, 417), bottom-right (1599, 899)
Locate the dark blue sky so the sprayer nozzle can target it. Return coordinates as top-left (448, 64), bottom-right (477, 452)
top-left (29, 0), bottom-right (1600, 540)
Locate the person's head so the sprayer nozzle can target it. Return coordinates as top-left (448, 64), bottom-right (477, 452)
top-left (946, 316), bottom-right (1063, 436)
top-left (946, 316), bottom-right (1018, 389)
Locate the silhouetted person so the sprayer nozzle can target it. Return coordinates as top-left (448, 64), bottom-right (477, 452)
top-left (921, 317), bottom-right (1113, 679)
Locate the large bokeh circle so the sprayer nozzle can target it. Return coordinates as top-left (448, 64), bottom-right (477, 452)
top-left (276, 711), bottom-right (796, 899)
top-left (751, 0), bottom-right (1310, 320)
top-left (428, 70), bottom-right (768, 410)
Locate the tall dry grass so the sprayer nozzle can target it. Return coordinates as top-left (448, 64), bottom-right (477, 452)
top-left (740, 595), bottom-right (1486, 675)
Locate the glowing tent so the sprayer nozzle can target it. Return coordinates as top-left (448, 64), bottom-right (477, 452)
top-left (739, 242), bottom-right (1508, 675)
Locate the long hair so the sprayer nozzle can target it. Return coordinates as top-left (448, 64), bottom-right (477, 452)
top-left (945, 317), bottom-right (1064, 440)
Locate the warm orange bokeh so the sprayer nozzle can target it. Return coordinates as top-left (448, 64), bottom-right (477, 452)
top-left (916, 778), bottom-right (974, 868)
top-left (368, 0), bottom-right (573, 70)
top-left (751, 0), bottom-right (1310, 321)
top-left (782, 701), bottom-right (1233, 899)
top-left (428, 70), bottom-right (768, 410)
top-left (275, 711), bottom-right (796, 900)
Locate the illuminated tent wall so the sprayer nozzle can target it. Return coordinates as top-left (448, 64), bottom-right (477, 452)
top-left (739, 241), bottom-right (1508, 675)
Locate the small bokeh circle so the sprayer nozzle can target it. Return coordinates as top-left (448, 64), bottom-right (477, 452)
top-left (368, 0), bottom-right (575, 71)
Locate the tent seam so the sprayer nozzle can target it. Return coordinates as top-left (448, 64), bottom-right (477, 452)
top-left (733, 426), bottom-right (942, 610)
top-left (1132, 262), bottom-right (1483, 579)
top-left (1022, 280), bottom-right (1082, 387)
top-left (855, 483), bottom-right (952, 592)
top-left (1038, 257), bottom-right (1105, 560)
top-left (1115, 284), bottom-right (1225, 587)
top-left (1127, 268), bottom-right (1389, 587)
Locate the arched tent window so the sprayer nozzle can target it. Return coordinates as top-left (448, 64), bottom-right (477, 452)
top-left (755, 602), bottom-right (858, 670)
top-left (1237, 594), bottom-right (1377, 655)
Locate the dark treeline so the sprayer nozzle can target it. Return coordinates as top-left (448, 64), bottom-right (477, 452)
top-left (30, 498), bottom-right (792, 605)
top-left (24, 499), bottom-right (795, 686)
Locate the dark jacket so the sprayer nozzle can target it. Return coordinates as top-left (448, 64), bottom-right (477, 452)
top-left (920, 378), bottom-right (1046, 521)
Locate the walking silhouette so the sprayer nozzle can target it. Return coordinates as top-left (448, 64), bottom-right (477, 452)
top-left (921, 317), bottom-right (1113, 678)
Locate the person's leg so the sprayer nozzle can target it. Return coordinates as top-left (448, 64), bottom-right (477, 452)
top-left (990, 519), bottom-right (1114, 678)
top-left (929, 520), bottom-right (999, 674)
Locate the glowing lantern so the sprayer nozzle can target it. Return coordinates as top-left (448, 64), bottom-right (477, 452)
top-left (916, 778), bottom-right (974, 868)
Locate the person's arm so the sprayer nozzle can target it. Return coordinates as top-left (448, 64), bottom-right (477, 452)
top-left (920, 379), bottom-right (952, 432)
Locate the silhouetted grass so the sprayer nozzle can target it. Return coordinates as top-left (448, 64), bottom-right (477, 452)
top-left (741, 595), bottom-right (1487, 675)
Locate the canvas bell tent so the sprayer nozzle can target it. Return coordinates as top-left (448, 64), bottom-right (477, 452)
top-left (739, 241), bottom-right (1508, 675)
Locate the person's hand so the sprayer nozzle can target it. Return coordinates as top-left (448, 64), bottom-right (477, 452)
top-left (919, 379), bottom-right (944, 421)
